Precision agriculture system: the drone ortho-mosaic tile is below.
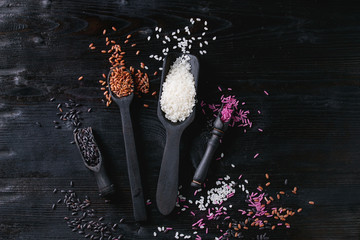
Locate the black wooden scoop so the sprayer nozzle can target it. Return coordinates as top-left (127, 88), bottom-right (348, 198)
top-left (156, 53), bottom-right (199, 215)
top-left (190, 108), bottom-right (231, 188)
top-left (107, 69), bottom-right (147, 222)
top-left (74, 127), bottom-right (115, 197)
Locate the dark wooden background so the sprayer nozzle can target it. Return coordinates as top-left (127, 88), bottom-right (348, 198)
top-left (1, 0), bottom-right (360, 239)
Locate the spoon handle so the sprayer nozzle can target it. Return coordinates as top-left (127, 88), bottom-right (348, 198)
top-left (156, 128), bottom-right (182, 215)
top-left (119, 105), bottom-right (147, 222)
top-left (94, 165), bottom-right (115, 197)
top-left (191, 134), bottom-right (220, 188)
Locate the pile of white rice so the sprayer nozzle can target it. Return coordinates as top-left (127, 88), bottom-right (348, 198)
top-left (160, 55), bottom-right (196, 122)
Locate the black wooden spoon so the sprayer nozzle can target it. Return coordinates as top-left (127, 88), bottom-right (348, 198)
top-left (107, 69), bottom-right (147, 222)
top-left (156, 53), bottom-right (199, 215)
top-left (74, 127), bottom-right (115, 198)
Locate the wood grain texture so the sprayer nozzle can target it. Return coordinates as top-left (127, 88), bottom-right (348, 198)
top-left (1, 0), bottom-right (360, 239)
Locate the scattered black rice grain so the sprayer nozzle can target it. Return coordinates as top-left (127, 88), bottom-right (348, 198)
top-left (35, 122), bottom-right (42, 127)
top-left (53, 188), bottom-right (58, 193)
top-left (284, 179), bottom-right (288, 185)
top-left (55, 125), bottom-right (61, 129)
top-left (52, 182), bottom-right (126, 240)
top-left (52, 204), bottom-right (56, 210)
top-left (50, 97), bottom-right (56, 102)
top-left (88, 108), bottom-right (92, 113)
top-left (70, 181), bottom-right (74, 187)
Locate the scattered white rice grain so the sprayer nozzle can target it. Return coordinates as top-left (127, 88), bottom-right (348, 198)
top-left (221, 153), bottom-right (224, 158)
top-left (199, 43), bottom-right (203, 48)
top-left (177, 29), bottom-right (180, 33)
top-left (231, 164), bottom-right (235, 168)
top-left (244, 179), bottom-right (248, 184)
top-left (213, 36), bottom-right (217, 40)
top-left (149, 55), bottom-right (154, 58)
top-left (153, 232), bottom-right (157, 237)
top-left (159, 67), bottom-right (163, 71)
top-left (157, 227), bottom-right (161, 232)
top-left (158, 27), bottom-right (162, 32)
top-left (203, 50), bottom-right (207, 54)
top-left (202, 32), bottom-right (205, 36)
top-left (204, 41), bottom-right (208, 45)
top-left (162, 41), bottom-right (167, 44)
top-left (156, 34), bottom-right (159, 39)
top-left (145, 66), bottom-right (148, 70)
top-left (197, 37), bottom-right (202, 40)
top-left (204, 21), bottom-right (207, 25)
top-left (147, 36), bottom-right (151, 41)
top-left (204, 27), bottom-right (208, 30)
top-left (196, 18), bottom-right (201, 21)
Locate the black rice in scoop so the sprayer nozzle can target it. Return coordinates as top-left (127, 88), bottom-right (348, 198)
top-left (76, 127), bottom-right (100, 167)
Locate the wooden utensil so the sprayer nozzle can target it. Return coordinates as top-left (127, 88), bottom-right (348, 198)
top-left (107, 69), bottom-right (147, 222)
top-left (156, 53), bottom-right (200, 215)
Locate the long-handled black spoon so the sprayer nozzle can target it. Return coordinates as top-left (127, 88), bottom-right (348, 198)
top-left (156, 53), bottom-right (199, 215)
top-left (107, 69), bottom-right (147, 222)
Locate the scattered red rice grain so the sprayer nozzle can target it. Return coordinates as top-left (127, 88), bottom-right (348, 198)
top-left (78, 76), bottom-right (83, 81)
top-left (102, 74), bottom-right (106, 79)
top-left (152, 91), bottom-right (157, 96)
top-left (112, 26), bottom-right (117, 31)
top-left (103, 29), bottom-right (106, 35)
top-left (297, 208), bottom-right (302, 213)
top-left (265, 182), bottom-right (270, 187)
top-left (127, 34), bottom-right (131, 39)
top-left (153, 71), bottom-right (158, 76)
top-left (89, 43), bottom-right (94, 48)
top-left (309, 201), bottom-right (315, 205)
top-left (265, 173), bottom-right (269, 179)
top-left (279, 191), bottom-right (285, 195)
top-left (101, 50), bottom-right (106, 53)
top-left (131, 44), bottom-right (136, 47)
top-left (143, 104), bottom-right (149, 108)
top-left (136, 50), bottom-right (140, 55)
